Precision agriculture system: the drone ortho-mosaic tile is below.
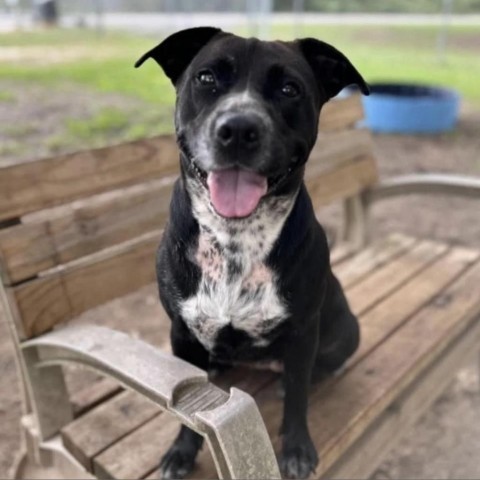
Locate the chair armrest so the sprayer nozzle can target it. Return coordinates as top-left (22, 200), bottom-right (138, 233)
top-left (367, 173), bottom-right (480, 203)
top-left (22, 324), bottom-right (280, 479)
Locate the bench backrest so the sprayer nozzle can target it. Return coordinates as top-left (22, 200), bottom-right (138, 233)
top-left (0, 95), bottom-right (377, 340)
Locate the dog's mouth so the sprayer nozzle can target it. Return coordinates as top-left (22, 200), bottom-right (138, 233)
top-left (191, 160), bottom-right (296, 219)
top-left (191, 161), bottom-right (266, 218)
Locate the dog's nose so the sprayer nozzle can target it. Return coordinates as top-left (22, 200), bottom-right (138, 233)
top-left (215, 114), bottom-right (262, 152)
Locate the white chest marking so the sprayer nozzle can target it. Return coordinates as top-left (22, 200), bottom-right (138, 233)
top-left (180, 180), bottom-right (296, 351)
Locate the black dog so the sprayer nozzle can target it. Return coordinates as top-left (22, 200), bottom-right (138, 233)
top-left (136, 27), bottom-right (368, 479)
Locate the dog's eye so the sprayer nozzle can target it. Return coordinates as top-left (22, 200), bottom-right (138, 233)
top-left (196, 70), bottom-right (216, 87)
top-left (281, 81), bottom-right (301, 98)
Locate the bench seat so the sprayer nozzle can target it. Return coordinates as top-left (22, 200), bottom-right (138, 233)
top-left (57, 233), bottom-right (480, 479)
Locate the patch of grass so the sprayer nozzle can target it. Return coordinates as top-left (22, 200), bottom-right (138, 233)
top-left (0, 140), bottom-right (25, 156)
top-left (0, 25), bottom-right (479, 107)
top-left (0, 90), bottom-right (15, 102)
top-left (66, 107), bottom-right (130, 139)
top-left (0, 29), bottom-right (174, 104)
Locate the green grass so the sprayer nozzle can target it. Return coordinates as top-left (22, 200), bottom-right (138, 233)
top-left (0, 90), bottom-right (15, 102)
top-left (0, 24), bottom-right (479, 119)
top-left (66, 107), bottom-right (130, 139)
top-left (272, 24), bottom-right (480, 104)
top-left (1, 25), bottom-right (477, 158)
top-left (0, 30), bottom-right (175, 105)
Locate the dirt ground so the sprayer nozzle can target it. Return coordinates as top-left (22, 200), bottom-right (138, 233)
top-left (0, 83), bottom-right (479, 479)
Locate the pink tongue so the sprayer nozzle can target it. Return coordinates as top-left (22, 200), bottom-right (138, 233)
top-left (207, 168), bottom-right (268, 218)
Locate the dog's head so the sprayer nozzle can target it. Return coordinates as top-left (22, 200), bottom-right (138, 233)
top-left (136, 27), bottom-right (369, 219)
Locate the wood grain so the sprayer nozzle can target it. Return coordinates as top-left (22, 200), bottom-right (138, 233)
top-left (323, 304), bottom-right (480, 479)
top-left (306, 155), bottom-right (378, 208)
top-left (204, 246), bottom-right (478, 480)
top-left (353, 246), bottom-right (478, 360)
top-left (0, 94), bottom-right (362, 224)
top-left (309, 128), bottom-right (373, 172)
top-left (62, 390), bottom-right (161, 471)
top-left (310, 258), bottom-right (480, 477)
top-left (93, 412), bottom-right (178, 480)
top-left (346, 239), bottom-right (448, 315)
top-left (12, 232), bottom-right (160, 339)
top-left (93, 366), bottom-right (276, 479)
top-left (0, 128), bottom-right (371, 285)
top-left (334, 233), bottom-right (417, 289)
top-left (0, 178), bottom-right (173, 284)
top-left (71, 377), bottom-right (123, 417)
top-left (0, 136), bottom-right (178, 222)
top-left (319, 95), bottom-right (364, 132)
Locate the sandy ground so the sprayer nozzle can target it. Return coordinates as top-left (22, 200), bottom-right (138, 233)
top-left (0, 83), bottom-right (479, 479)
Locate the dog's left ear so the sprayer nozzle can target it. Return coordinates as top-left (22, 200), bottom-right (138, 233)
top-left (297, 38), bottom-right (369, 99)
top-left (135, 27), bottom-right (222, 85)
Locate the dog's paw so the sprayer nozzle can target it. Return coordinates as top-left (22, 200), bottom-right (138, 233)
top-left (279, 434), bottom-right (319, 479)
top-left (159, 446), bottom-right (195, 480)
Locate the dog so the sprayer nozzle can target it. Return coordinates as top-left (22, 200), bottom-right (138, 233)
top-left (135, 27), bottom-right (368, 479)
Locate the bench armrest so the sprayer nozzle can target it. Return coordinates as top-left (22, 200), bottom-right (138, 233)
top-left (367, 173), bottom-right (480, 203)
top-left (22, 324), bottom-right (280, 479)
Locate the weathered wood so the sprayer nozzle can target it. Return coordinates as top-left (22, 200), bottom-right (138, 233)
top-left (62, 391), bottom-right (161, 471)
top-left (309, 128), bottom-right (373, 172)
top-left (306, 155), bottom-right (378, 208)
top-left (94, 366), bottom-right (276, 479)
top-left (323, 299), bottom-right (480, 479)
top-left (334, 233), bottom-right (417, 289)
top-left (0, 129), bottom-right (370, 285)
top-left (0, 179), bottom-right (173, 284)
top-left (232, 256), bottom-right (480, 480)
top-left (354, 247), bottom-right (479, 360)
top-left (12, 233), bottom-right (160, 339)
top-left (346, 239), bottom-right (448, 315)
top-left (93, 412), bottom-right (177, 480)
top-left (0, 95), bottom-right (360, 225)
top-left (311, 258), bottom-right (480, 477)
top-left (0, 136), bottom-right (179, 222)
top-left (319, 95), bottom-right (364, 132)
top-left (213, 246), bottom-right (479, 480)
top-left (70, 378), bottom-right (123, 417)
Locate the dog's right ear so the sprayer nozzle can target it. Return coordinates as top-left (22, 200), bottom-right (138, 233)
top-left (135, 27), bottom-right (222, 85)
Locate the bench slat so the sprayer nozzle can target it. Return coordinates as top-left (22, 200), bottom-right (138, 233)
top-left (323, 300), bottom-right (480, 479)
top-left (62, 390), bottom-right (162, 471)
top-left (93, 412), bottom-right (178, 480)
top-left (354, 246), bottom-right (478, 360)
top-left (306, 154), bottom-right (378, 209)
top-left (248, 247), bottom-right (478, 471)
top-left (347, 239), bottom-right (448, 315)
top-left (146, 244), bottom-right (479, 480)
top-left (92, 366), bottom-right (275, 479)
top-left (310, 128), bottom-right (373, 172)
top-left (0, 96), bottom-right (362, 225)
top-left (334, 233), bottom-right (417, 288)
top-left (0, 136), bottom-right (178, 223)
top-left (319, 95), bottom-right (364, 132)
top-left (0, 179), bottom-right (173, 285)
top-left (71, 377), bottom-right (123, 417)
top-left (0, 129), bottom-right (371, 285)
top-left (11, 233), bottom-right (159, 339)
top-left (310, 257), bottom-right (480, 477)
top-left (55, 239), bottom-right (479, 480)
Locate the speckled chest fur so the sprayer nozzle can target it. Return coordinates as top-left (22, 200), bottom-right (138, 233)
top-left (180, 178), bottom-right (297, 351)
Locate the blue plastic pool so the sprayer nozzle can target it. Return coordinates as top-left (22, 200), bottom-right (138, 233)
top-left (360, 83), bottom-right (460, 134)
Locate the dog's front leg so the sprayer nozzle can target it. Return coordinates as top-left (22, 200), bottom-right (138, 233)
top-left (280, 321), bottom-right (319, 479)
top-left (159, 320), bottom-right (209, 480)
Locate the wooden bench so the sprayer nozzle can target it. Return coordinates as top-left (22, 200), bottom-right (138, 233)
top-left (2, 94), bottom-right (480, 479)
